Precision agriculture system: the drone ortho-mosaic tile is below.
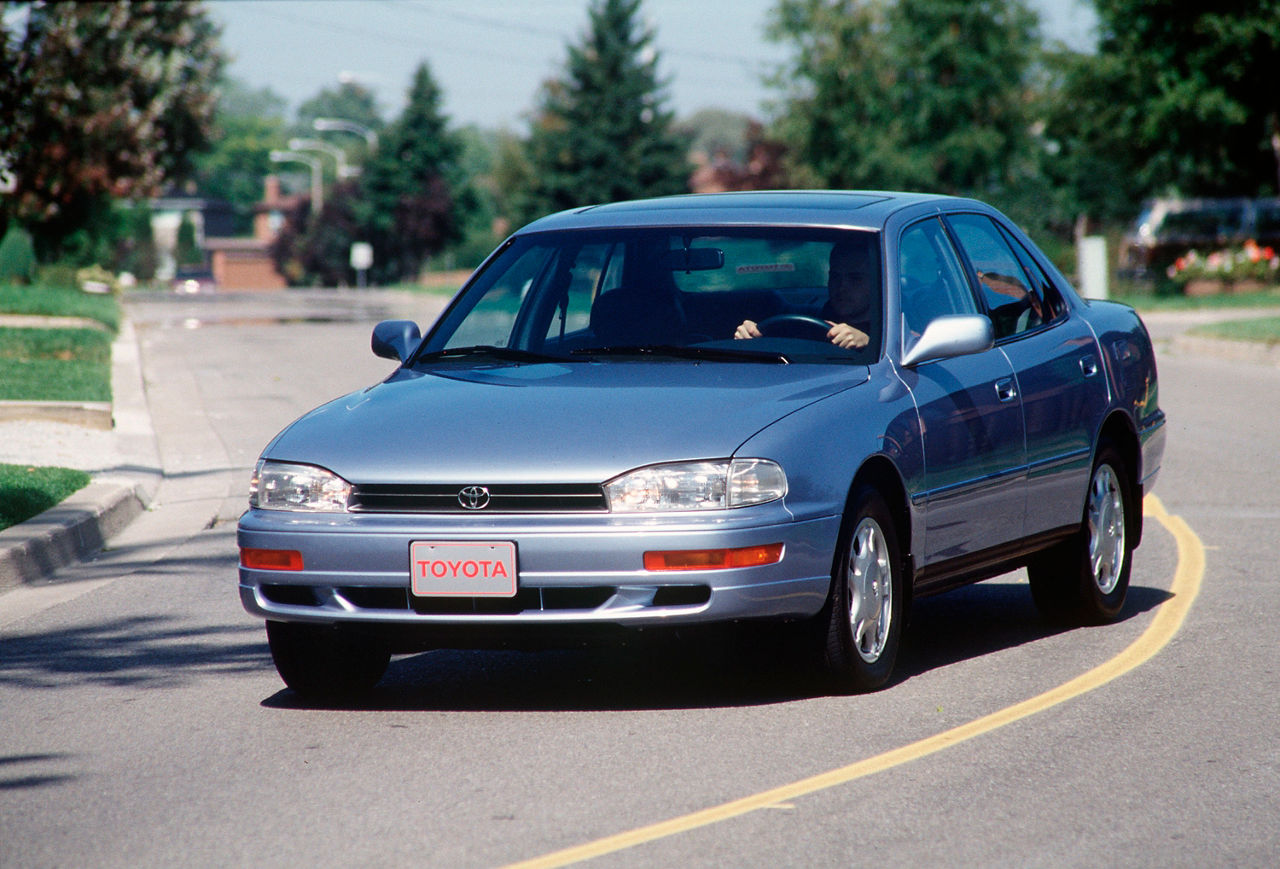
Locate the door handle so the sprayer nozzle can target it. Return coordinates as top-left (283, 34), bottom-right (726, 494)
top-left (1080, 355), bottom-right (1100, 378)
top-left (995, 378), bottom-right (1018, 402)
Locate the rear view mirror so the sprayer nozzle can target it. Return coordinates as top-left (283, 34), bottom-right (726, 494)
top-left (900, 314), bottom-right (994, 367)
top-left (371, 319), bottom-right (421, 362)
top-left (661, 248), bottom-right (724, 272)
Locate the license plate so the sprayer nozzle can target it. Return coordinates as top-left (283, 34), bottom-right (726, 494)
top-left (409, 541), bottom-right (517, 598)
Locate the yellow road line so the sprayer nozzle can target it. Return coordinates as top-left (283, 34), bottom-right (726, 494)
top-left (506, 495), bottom-right (1204, 869)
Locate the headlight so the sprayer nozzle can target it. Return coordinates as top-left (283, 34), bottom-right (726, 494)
top-left (604, 459), bottom-right (786, 512)
top-left (250, 460), bottom-right (352, 512)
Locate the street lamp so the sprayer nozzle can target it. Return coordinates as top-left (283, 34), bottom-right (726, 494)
top-left (269, 150), bottom-right (323, 215)
top-left (288, 137), bottom-right (357, 179)
top-left (313, 117), bottom-right (379, 150)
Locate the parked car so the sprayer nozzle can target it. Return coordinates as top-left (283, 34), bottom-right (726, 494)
top-left (1118, 196), bottom-right (1280, 279)
top-left (171, 267), bottom-right (216, 294)
top-left (238, 191), bottom-right (1166, 698)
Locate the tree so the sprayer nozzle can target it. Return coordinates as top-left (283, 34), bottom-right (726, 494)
top-left (351, 62), bottom-right (467, 283)
top-left (676, 109), bottom-right (754, 166)
top-left (191, 77), bottom-right (290, 235)
top-left (294, 79), bottom-right (382, 141)
top-left (438, 125), bottom-right (505, 269)
top-left (766, 0), bottom-right (1040, 199)
top-left (175, 214), bottom-right (203, 268)
top-left (289, 179), bottom-right (363, 286)
top-left (294, 79), bottom-right (383, 182)
top-left (517, 0), bottom-right (690, 224)
top-left (0, 1), bottom-right (223, 258)
top-left (1041, 0), bottom-right (1280, 221)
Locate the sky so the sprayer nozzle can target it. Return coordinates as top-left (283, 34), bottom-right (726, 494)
top-left (207, 0), bottom-right (1099, 131)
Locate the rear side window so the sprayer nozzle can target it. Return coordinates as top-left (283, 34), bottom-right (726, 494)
top-left (948, 214), bottom-right (1052, 340)
top-left (998, 225), bottom-right (1067, 324)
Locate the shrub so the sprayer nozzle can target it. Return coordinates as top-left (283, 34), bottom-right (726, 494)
top-left (0, 226), bottom-right (38, 284)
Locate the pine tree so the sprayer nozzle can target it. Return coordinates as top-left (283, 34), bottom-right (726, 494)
top-left (517, 0), bottom-right (689, 224)
top-left (355, 63), bottom-right (468, 283)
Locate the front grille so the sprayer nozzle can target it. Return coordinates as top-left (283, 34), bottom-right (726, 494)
top-left (350, 483), bottom-right (607, 513)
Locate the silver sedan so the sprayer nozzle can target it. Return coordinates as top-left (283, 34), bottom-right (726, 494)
top-left (238, 191), bottom-right (1166, 698)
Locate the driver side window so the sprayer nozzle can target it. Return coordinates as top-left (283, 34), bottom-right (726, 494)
top-left (898, 219), bottom-right (977, 345)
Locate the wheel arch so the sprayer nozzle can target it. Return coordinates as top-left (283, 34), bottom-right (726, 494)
top-left (848, 455), bottom-right (914, 585)
top-left (1096, 411), bottom-right (1144, 549)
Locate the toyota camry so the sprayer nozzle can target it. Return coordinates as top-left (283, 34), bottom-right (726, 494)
top-left (237, 191), bottom-right (1166, 698)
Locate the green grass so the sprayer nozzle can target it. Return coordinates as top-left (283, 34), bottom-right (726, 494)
top-left (0, 283), bottom-right (121, 332)
top-left (0, 327), bottom-right (113, 401)
top-left (1188, 316), bottom-right (1280, 344)
top-left (0, 463), bottom-right (92, 532)
top-left (1110, 285), bottom-right (1280, 312)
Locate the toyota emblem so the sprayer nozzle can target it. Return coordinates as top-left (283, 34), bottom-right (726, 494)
top-left (458, 485), bottom-right (491, 510)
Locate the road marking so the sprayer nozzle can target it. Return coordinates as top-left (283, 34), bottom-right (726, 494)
top-left (505, 495), bottom-right (1204, 869)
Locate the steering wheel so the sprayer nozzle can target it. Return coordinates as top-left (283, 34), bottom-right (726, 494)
top-left (756, 314), bottom-right (831, 341)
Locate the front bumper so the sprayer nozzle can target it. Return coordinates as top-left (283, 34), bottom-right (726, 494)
top-left (237, 504), bottom-right (839, 631)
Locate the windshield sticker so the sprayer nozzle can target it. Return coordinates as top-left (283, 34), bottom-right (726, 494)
top-left (736, 263), bottom-right (797, 275)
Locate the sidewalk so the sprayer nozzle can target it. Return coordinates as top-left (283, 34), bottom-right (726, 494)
top-left (0, 318), bottom-right (162, 591)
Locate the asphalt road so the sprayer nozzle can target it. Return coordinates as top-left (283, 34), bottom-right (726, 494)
top-left (1, 292), bottom-right (1276, 868)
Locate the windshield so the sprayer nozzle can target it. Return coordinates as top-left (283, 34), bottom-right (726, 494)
top-left (420, 227), bottom-right (883, 364)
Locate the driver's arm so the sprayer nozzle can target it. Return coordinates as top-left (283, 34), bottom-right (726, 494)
top-left (734, 319), bottom-right (762, 340)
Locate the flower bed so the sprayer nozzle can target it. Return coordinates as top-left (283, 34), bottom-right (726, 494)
top-left (1168, 240), bottom-right (1280, 295)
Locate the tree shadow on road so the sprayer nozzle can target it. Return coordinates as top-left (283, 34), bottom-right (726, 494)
top-left (0, 614), bottom-right (267, 690)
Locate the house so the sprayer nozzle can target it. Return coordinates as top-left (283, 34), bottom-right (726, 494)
top-left (202, 176), bottom-right (294, 291)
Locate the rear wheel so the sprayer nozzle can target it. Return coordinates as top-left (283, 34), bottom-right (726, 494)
top-left (817, 486), bottom-right (905, 692)
top-left (266, 621), bottom-right (391, 699)
top-left (1028, 445), bottom-right (1133, 624)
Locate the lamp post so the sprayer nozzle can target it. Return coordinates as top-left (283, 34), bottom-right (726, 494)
top-left (313, 117), bottom-right (379, 150)
top-left (288, 137), bottom-right (357, 179)
top-left (269, 150), bottom-right (323, 215)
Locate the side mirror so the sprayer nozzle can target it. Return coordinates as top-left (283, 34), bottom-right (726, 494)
top-left (371, 319), bottom-right (421, 362)
top-left (900, 314), bottom-right (994, 368)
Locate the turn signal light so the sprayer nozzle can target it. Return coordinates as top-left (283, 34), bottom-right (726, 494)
top-left (644, 543), bottom-right (783, 571)
top-left (240, 548), bottom-right (304, 571)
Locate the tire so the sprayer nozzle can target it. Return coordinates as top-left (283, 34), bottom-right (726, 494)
top-left (817, 486), bottom-right (905, 692)
top-left (1028, 444), bottom-right (1133, 625)
top-left (266, 621), bottom-right (391, 699)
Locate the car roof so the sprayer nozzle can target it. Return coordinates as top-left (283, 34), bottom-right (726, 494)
top-left (519, 190), bottom-right (972, 233)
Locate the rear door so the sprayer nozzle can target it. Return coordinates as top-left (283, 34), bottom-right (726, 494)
top-left (945, 213), bottom-right (1109, 537)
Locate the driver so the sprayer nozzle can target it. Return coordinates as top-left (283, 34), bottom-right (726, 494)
top-left (733, 237), bottom-right (877, 349)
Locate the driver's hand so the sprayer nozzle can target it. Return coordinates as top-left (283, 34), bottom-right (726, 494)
top-left (826, 321), bottom-right (869, 349)
top-left (734, 319), bottom-right (762, 340)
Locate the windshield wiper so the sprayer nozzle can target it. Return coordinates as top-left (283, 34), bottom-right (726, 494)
top-left (414, 345), bottom-right (568, 364)
top-left (570, 344), bottom-right (789, 364)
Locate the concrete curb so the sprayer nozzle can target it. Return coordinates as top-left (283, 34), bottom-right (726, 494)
top-left (0, 479), bottom-right (148, 589)
top-left (0, 319), bottom-right (160, 592)
top-left (0, 400), bottom-right (113, 429)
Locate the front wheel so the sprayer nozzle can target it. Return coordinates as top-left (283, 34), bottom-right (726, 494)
top-left (266, 621), bottom-right (391, 700)
top-left (817, 487), bottom-right (905, 692)
top-left (1028, 445), bottom-right (1133, 624)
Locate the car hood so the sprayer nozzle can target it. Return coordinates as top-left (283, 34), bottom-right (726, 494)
top-left (264, 361), bottom-right (868, 484)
